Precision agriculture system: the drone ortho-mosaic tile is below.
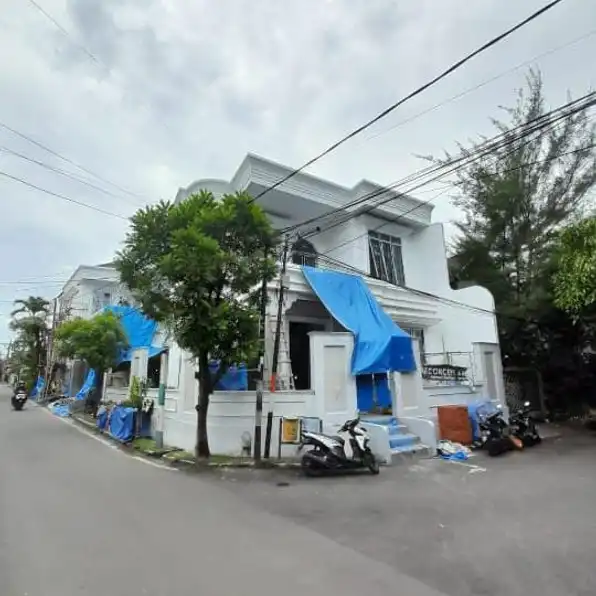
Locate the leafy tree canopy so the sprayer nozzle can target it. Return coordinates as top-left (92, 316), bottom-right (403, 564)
top-left (437, 70), bottom-right (596, 365)
top-left (114, 190), bottom-right (278, 456)
top-left (54, 311), bottom-right (128, 372)
top-left (552, 216), bottom-right (596, 316)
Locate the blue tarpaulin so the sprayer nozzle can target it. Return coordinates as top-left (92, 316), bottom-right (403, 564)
top-left (356, 373), bottom-right (391, 411)
top-left (108, 405), bottom-right (136, 442)
top-left (30, 376), bottom-right (45, 400)
top-left (301, 266), bottom-right (416, 374)
top-left (102, 306), bottom-right (165, 364)
top-left (209, 361), bottom-right (248, 391)
top-left (96, 406), bottom-right (109, 431)
top-left (75, 369), bottom-right (96, 400)
top-left (468, 400), bottom-right (500, 440)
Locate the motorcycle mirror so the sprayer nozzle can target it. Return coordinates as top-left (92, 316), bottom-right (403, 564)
top-left (496, 403), bottom-right (503, 410)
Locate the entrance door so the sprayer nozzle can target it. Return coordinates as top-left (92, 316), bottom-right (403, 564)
top-left (289, 322), bottom-right (325, 390)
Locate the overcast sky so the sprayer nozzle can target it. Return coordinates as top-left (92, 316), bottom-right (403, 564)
top-left (0, 0), bottom-right (595, 346)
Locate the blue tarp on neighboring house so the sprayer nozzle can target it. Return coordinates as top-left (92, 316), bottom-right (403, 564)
top-left (75, 369), bottom-right (96, 400)
top-left (30, 376), bottom-right (45, 400)
top-left (301, 266), bottom-right (416, 374)
top-left (103, 305), bottom-right (166, 364)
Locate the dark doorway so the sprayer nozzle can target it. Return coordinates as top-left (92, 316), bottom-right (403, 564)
top-left (289, 321), bottom-right (326, 390)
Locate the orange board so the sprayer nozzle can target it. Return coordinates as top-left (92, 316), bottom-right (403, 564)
top-left (437, 405), bottom-right (473, 445)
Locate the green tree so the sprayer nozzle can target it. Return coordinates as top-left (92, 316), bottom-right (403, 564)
top-left (552, 216), bottom-right (596, 316)
top-left (114, 190), bottom-right (278, 457)
top-left (9, 296), bottom-right (50, 387)
top-left (437, 70), bottom-right (596, 364)
top-left (54, 311), bottom-right (128, 398)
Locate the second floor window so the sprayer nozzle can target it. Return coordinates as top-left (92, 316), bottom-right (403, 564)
top-left (368, 231), bottom-right (405, 286)
top-left (292, 238), bottom-right (317, 267)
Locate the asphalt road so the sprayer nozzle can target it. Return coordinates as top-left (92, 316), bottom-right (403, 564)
top-left (216, 425), bottom-right (596, 596)
top-left (0, 385), bottom-right (448, 596)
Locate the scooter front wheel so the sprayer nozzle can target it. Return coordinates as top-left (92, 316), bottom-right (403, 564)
top-left (363, 451), bottom-right (380, 474)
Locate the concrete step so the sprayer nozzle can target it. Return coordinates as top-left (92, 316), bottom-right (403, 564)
top-left (361, 415), bottom-right (408, 435)
top-left (390, 443), bottom-right (435, 464)
top-left (389, 433), bottom-right (419, 450)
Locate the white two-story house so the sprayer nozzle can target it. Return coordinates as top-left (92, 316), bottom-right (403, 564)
top-left (161, 154), bottom-right (505, 459)
top-left (57, 264), bottom-right (135, 394)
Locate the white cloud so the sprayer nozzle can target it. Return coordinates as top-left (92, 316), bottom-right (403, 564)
top-left (0, 0), bottom-right (594, 343)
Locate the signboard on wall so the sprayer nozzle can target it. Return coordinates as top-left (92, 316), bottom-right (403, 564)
top-left (280, 417), bottom-right (301, 444)
top-left (422, 364), bottom-right (468, 384)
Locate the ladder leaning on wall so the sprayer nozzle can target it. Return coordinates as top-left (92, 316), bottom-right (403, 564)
top-left (265, 314), bottom-right (295, 391)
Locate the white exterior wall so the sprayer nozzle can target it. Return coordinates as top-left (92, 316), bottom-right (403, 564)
top-left (60, 265), bottom-right (132, 320)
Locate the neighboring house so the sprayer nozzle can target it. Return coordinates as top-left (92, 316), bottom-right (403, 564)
top-left (57, 264), bottom-right (134, 395)
top-left (157, 153), bottom-right (506, 460)
top-left (59, 264), bottom-right (133, 321)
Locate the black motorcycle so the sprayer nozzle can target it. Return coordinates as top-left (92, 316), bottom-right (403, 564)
top-left (474, 405), bottom-right (521, 456)
top-left (11, 384), bottom-right (28, 411)
top-left (509, 401), bottom-right (541, 447)
top-left (298, 417), bottom-right (380, 476)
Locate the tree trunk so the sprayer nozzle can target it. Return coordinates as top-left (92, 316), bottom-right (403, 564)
top-left (195, 351), bottom-right (212, 459)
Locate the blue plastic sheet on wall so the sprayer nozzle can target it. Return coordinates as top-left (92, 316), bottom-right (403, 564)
top-left (356, 373), bottom-right (392, 412)
top-left (108, 406), bottom-right (136, 442)
top-left (102, 305), bottom-right (165, 364)
top-left (30, 376), bottom-right (45, 399)
top-left (75, 369), bottom-right (96, 401)
top-left (209, 361), bottom-right (248, 391)
top-left (301, 266), bottom-right (416, 374)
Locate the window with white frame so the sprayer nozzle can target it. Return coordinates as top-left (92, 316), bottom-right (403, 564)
top-left (402, 327), bottom-right (426, 364)
top-left (368, 231), bottom-right (405, 286)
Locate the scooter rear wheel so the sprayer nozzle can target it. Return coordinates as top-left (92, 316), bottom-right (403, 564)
top-left (301, 453), bottom-right (322, 477)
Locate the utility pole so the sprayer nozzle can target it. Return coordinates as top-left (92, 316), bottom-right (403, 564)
top-left (253, 246), bottom-right (270, 462)
top-left (264, 237), bottom-right (290, 459)
top-left (42, 296), bottom-right (59, 399)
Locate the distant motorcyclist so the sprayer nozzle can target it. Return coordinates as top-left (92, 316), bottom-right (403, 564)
top-left (12, 381), bottom-right (28, 411)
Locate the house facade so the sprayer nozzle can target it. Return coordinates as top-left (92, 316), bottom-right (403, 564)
top-left (156, 154), bottom-right (505, 459)
top-left (59, 264), bottom-right (133, 321)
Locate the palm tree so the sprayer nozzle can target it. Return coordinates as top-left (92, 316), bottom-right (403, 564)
top-left (11, 296), bottom-right (50, 319)
top-left (10, 296), bottom-right (51, 385)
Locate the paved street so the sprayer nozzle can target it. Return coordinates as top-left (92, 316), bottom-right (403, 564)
top-left (215, 425), bottom-right (596, 596)
top-left (3, 384), bottom-right (596, 596)
top-left (0, 385), bottom-right (446, 596)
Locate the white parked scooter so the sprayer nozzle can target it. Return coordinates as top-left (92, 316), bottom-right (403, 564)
top-left (298, 417), bottom-right (380, 476)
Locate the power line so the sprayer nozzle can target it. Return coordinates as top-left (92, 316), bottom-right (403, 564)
top-left (0, 170), bottom-right (130, 220)
top-left (317, 140), bottom-right (596, 260)
top-left (27, 0), bottom-right (100, 64)
top-left (304, 103), bottom-right (596, 245)
top-left (251, 0), bottom-right (565, 203)
top-left (366, 26), bottom-right (596, 142)
top-left (0, 121), bottom-right (149, 202)
top-left (0, 145), bottom-right (144, 207)
top-left (283, 91), bottom-right (596, 238)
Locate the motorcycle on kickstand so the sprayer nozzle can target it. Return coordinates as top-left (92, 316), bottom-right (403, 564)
top-left (509, 401), bottom-right (542, 447)
top-left (298, 417), bottom-right (380, 476)
top-left (473, 404), bottom-right (523, 456)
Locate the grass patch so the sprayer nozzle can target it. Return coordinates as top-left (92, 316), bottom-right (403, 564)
top-left (132, 437), bottom-right (157, 452)
top-left (163, 450), bottom-right (196, 462)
